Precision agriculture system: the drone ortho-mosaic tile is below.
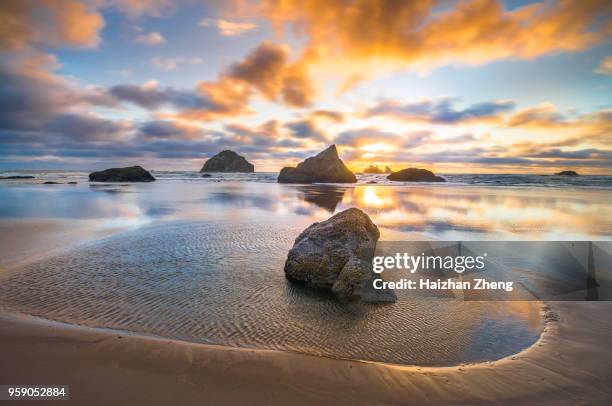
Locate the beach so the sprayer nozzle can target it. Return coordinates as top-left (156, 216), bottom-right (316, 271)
top-left (1, 175), bottom-right (611, 404)
top-left (1, 302), bottom-right (611, 405)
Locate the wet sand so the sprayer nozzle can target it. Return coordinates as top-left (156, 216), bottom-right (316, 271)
top-left (0, 218), bottom-right (127, 272)
top-left (1, 301), bottom-right (611, 405)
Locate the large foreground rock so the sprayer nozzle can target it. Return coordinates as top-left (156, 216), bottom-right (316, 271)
top-left (278, 145), bottom-right (357, 184)
top-left (89, 166), bottom-right (155, 182)
top-left (200, 150), bottom-right (254, 173)
top-left (387, 168), bottom-right (445, 182)
top-left (284, 208), bottom-right (396, 302)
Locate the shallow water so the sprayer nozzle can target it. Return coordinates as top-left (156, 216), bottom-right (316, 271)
top-left (0, 220), bottom-right (543, 366)
top-left (0, 180), bottom-right (610, 365)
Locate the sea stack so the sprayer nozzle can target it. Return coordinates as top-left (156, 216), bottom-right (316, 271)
top-left (89, 166), bottom-right (155, 182)
top-left (284, 208), bottom-right (396, 303)
top-left (277, 145), bottom-right (357, 183)
top-left (384, 166), bottom-right (392, 173)
top-left (363, 165), bottom-right (383, 174)
top-left (555, 170), bottom-right (579, 177)
top-left (387, 168), bottom-right (445, 182)
top-left (200, 150), bottom-right (254, 173)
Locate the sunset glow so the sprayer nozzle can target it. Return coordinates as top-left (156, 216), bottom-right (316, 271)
top-left (0, 0), bottom-right (610, 174)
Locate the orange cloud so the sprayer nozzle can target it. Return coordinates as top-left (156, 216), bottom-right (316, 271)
top-left (165, 78), bottom-right (251, 122)
top-left (248, 0), bottom-right (610, 80)
top-left (0, 0), bottom-right (104, 50)
top-left (225, 41), bottom-right (314, 107)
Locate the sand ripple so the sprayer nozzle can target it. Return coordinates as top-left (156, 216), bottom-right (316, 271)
top-left (0, 221), bottom-right (542, 365)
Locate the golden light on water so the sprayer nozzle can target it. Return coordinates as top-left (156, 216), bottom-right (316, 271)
top-left (357, 187), bottom-right (395, 208)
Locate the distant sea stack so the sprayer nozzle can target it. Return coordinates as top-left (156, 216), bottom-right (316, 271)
top-left (555, 170), bottom-right (579, 177)
top-left (384, 166), bottom-right (392, 173)
top-left (200, 150), bottom-right (254, 173)
top-left (387, 168), bottom-right (445, 182)
top-left (0, 175), bottom-right (35, 179)
top-left (89, 166), bottom-right (155, 182)
top-left (284, 208), bottom-right (396, 303)
top-left (278, 145), bottom-right (357, 183)
top-left (363, 165), bottom-right (383, 174)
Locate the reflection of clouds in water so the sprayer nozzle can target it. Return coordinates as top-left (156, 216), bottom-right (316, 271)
top-left (337, 186), bottom-right (612, 240)
top-left (1, 182), bottom-right (610, 240)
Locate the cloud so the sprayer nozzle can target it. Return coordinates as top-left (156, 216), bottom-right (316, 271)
top-left (366, 98), bottom-right (515, 124)
top-left (507, 103), bottom-right (566, 128)
top-left (151, 56), bottom-right (202, 71)
top-left (251, 0), bottom-right (610, 86)
top-left (174, 77), bottom-right (253, 121)
top-left (47, 113), bottom-right (133, 141)
top-left (309, 110), bottom-right (344, 123)
top-left (284, 119), bottom-right (327, 141)
top-left (334, 128), bottom-right (403, 148)
top-left (134, 31), bottom-right (165, 45)
top-left (225, 41), bottom-right (314, 107)
top-left (441, 134), bottom-right (477, 144)
top-left (103, 0), bottom-right (174, 17)
top-left (109, 82), bottom-right (210, 110)
top-left (109, 80), bottom-right (252, 120)
top-left (0, 0), bottom-right (104, 50)
top-left (138, 120), bottom-right (206, 140)
top-left (527, 148), bottom-right (612, 160)
top-left (199, 18), bottom-right (257, 36)
top-left (595, 56), bottom-right (612, 75)
top-left (0, 50), bottom-right (116, 132)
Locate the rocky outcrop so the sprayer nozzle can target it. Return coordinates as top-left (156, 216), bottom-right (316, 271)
top-left (278, 145), bottom-right (357, 184)
top-left (284, 208), bottom-right (396, 302)
top-left (555, 170), bottom-right (579, 177)
top-left (384, 166), bottom-right (392, 173)
top-left (0, 176), bottom-right (35, 179)
top-left (387, 168), bottom-right (445, 182)
top-left (89, 166), bottom-right (155, 182)
top-left (200, 150), bottom-right (254, 173)
top-left (363, 165), bottom-right (383, 174)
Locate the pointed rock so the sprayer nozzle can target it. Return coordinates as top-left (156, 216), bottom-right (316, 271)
top-left (278, 145), bottom-right (357, 183)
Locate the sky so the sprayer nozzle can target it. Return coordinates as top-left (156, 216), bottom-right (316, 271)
top-left (0, 0), bottom-right (610, 173)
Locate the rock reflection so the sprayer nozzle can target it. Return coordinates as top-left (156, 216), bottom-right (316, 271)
top-left (296, 185), bottom-right (347, 212)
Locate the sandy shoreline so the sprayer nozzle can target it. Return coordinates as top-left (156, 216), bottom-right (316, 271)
top-left (1, 301), bottom-right (611, 405)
